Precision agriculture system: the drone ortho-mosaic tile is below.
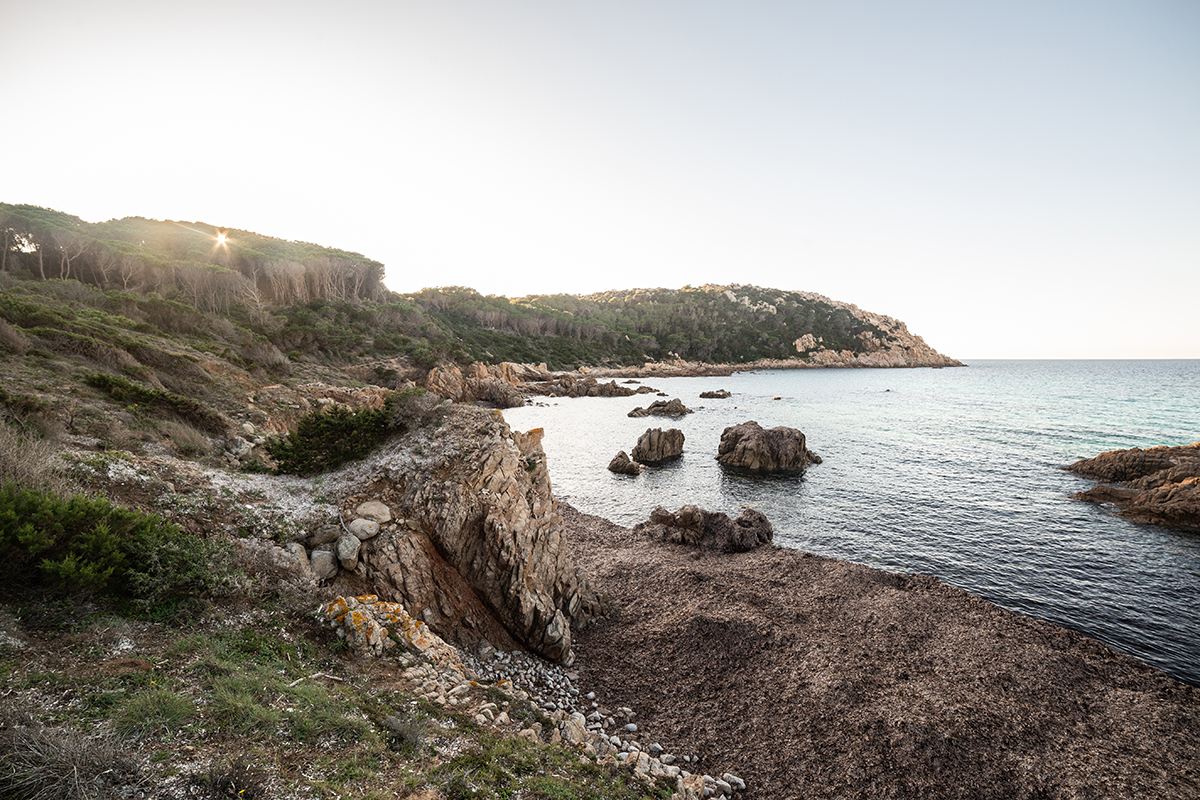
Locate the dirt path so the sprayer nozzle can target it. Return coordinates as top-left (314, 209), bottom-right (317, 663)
top-left (562, 504), bottom-right (1200, 800)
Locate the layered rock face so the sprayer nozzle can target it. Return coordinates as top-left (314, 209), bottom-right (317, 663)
top-left (1067, 442), bottom-right (1200, 531)
top-left (716, 420), bottom-right (821, 473)
top-left (628, 398), bottom-right (693, 418)
top-left (344, 406), bottom-right (604, 664)
top-left (630, 428), bottom-right (684, 464)
top-left (635, 504), bottom-right (774, 552)
top-left (424, 362), bottom-right (552, 408)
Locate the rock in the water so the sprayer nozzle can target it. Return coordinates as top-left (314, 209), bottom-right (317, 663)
top-left (630, 428), bottom-right (685, 464)
top-left (716, 420), bottom-right (820, 473)
top-left (1067, 442), bottom-right (1200, 531)
top-left (628, 398), bottom-right (693, 418)
top-left (636, 504), bottom-right (774, 552)
top-left (608, 450), bottom-right (646, 475)
top-left (699, 389), bottom-right (731, 399)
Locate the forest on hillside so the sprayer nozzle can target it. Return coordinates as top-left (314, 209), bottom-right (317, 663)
top-left (1, 203), bottom-right (898, 371)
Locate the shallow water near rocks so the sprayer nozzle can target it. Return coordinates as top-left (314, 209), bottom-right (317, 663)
top-left (503, 360), bottom-right (1200, 685)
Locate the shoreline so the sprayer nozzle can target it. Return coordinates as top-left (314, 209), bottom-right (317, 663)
top-left (559, 502), bottom-right (1200, 799)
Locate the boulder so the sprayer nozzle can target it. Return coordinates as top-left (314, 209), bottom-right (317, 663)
top-left (699, 389), bottom-right (731, 399)
top-left (356, 500), bottom-right (392, 523)
top-left (310, 549), bottom-right (339, 579)
top-left (608, 450), bottom-right (646, 475)
top-left (336, 534), bottom-right (362, 570)
top-left (347, 518), bottom-right (381, 540)
top-left (630, 428), bottom-right (684, 464)
top-left (716, 420), bottom-right (821, 473)
top-left (628, 398), bottom-right (693, 418)
top-left (636, 504), bottom-right (774, 552)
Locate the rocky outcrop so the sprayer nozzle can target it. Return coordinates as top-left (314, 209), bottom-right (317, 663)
top-left (527, 374), bottom-right (658, 398)
top-left (635, 505), bottom-right (774, 552)
top-left (628, 398), bottom-right (693, 418)
top-left (699, 389), bottom-right (731, 399)
top-left (424, 363), bottom-right (528, 409)
top-left (607, 451), bottom-right (646, 475)
top-left (1067, 443), bottom-right (1200, 531)
top-left (630, 428), bottom-right (684, 464)
top-left (716, 421), bottom-right (821, 473)
top-left (342, 406), bottom-right (604, 664)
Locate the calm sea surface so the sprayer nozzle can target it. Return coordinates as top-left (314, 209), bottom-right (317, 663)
top-left (502, 360), bottom-right (1200, 685)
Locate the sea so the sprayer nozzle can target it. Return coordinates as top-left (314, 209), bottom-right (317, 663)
top-left (502, 360), bottom-right (1200, 686)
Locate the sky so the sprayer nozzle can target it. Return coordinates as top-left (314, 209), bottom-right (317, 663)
top-left (2, 1), bottom-right (1197, 359)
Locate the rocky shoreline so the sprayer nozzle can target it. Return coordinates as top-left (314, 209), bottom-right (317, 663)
top-left (1067, 442), bottom-right (1200, 531)
top-left (561, 504), bottom-right (1200, 799)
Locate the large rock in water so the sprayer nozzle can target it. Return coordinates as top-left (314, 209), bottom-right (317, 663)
top-left (607, 451), bottom-right (646, 475)
top-left (716, 420), bottom-right (821, 473)
top-left (345, 406), bottom-right (604, 664)
top-left (1067, 442), bottom-right (1200, 531)
top-left (631, 428), bottom-right (684, 464)
top-left (628, 398), bottom-right (693, 418)
top-left (635, 504), bottom-right (774, 552)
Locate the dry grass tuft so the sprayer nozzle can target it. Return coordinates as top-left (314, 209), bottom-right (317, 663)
top-left (0, 422), bottom-right (76, 496)
top-left (0, 719), bottom-right (145, 800)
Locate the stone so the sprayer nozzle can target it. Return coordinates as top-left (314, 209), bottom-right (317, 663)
top-left (699, 389), bottom-right (731, 399)
top-left (347, 518), bottom-right (381, 540)
top-left (723, 773), bottom-right (746, 791)
top-left (310, 548), bottom-right (338, 579)
top-left (226, 436), bottom-right (253, 457)
top-left (336, 534), bottom-right (361, 570)
top-left (715, 778), bottom-right (733, 796)
top-left (608, 450), bottom-right (646, 475)
top-left (630, 428), bottom-right (685, 464)
top-left (356, 500), bottom-right (392, 523)
top-left (284, 542), bottom-right (311, 573)
top-left (636, 504), bottom-right (774, 552)
top-left (716, 420), bottom-right (821, 473)
top-left (308, 524), bottom-right (340, 546)
top-left (628, 398), bottom-right (694, 418)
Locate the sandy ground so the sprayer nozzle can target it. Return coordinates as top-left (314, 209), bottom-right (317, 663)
top-left (561, 503), bottom-right (1200, 800)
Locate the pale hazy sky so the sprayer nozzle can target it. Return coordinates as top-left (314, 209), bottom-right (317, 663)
top-left (3, 1), bottom-right (1197, 359)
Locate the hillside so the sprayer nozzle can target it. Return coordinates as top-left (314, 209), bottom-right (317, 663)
top-left (1, 203), bottom-right (960, 373)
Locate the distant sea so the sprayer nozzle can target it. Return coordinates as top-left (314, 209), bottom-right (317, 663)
top-left (502, 360), bottom-right (1200, 686)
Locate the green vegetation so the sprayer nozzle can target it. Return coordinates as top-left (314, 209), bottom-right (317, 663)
top-left (83, 372), bottom-right (226, 434)
top-left (0, 482), bottom-right (230, 615)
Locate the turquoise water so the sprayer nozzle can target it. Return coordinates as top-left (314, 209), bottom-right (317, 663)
top-left (503, 360), bottom-right (1200, 685)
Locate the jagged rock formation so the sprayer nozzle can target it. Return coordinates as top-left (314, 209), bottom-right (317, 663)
top-left (1067, 443), bottom-right (1200, 531)
top-left (716, 421), bottom-right (821, 473)
top-left (607, 451), bottom-right (646, 475)
top-left (424, 363), bottom-right (532, 408)
top-left (635, 505), bottom-right (774, 552)
top-left (628, 398), bottom-right (693, 418)
top-left (527, 374), bottom-right (658, 398)
top-left (340, 406), bottom-right (604, 664)
top-left (630, 428), bottom-right (685, 464)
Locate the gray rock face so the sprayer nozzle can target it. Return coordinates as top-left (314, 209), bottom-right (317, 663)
top-left (631, 428), bottom-right (684, 464)
top-left (310, 549), bottom-right (339, 579)
top-left (608, 451), bottom-right (646, 475)
top-left (336, 534), bottom-right (362, 570)
top-left (628, 398), bottom-right (693, 418)
top-left (716, 420), bottom-right (821, 473)
top-left (637, 504), bottom-right (774, 552)
top-left (356, 500), bottom-right (392, 523)
top-left (355, 406), bottom-right (604, 664)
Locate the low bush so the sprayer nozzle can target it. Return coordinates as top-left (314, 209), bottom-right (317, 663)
top-left (83, 372), bottom-right (226, 434)
top-left (0, 483), bottom-right (231, 613)
top-left (265, 394), bottom-right (397, 475)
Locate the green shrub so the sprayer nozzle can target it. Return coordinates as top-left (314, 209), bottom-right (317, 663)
top-left (264, 394), bottom-right (397, 475)
top-left (0, 483), bottom-right (229, 612)
top-left (114, 688), bottom-right (195, 738)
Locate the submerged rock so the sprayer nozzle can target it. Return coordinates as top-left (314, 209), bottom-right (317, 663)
top-left (716, 420), bottom-right (820, 473)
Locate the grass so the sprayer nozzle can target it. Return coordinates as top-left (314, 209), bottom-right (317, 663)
top-left (114, 687), bottom-right (195, 738)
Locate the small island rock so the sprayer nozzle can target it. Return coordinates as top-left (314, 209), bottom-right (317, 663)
top-left (628, 398), bottom-right (694, 418)
top-left (716, 420), bottom-right (821, 473)
top-left (631, 428), bottom-right (685, 464)
top-left (608, 451), bottom-right (646, 475)
top-left (699, 389), bottom-right (732, 399)
top-left (636, 504), bottom-right (774, 552)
